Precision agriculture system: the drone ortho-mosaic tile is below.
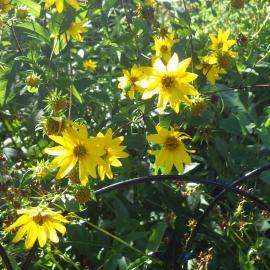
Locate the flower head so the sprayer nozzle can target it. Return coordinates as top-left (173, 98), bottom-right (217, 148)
top-left (0, 0), bottom-right (12, 14)
top-left (97, 128), bottom-right (128, 180)
top-left (63, 19), bottom-right (88, 42)
top-left (147, 125), bottom-right (192, 174)
top-left (137, 53), bottom-right (198, 113)
top-left (45, 123), bottom-right (105, 185)
top-left (44, 0), bottom-right (79, 13)
top-left (5, 207), bottom-right (68, 249)
top-left (83, 59), bottom-right (97, 73)
top-left (117, 64), bottom-right (146, 99)
top-left (152, 33), bottom-right (177, 62)
top-left (209, 29), bottom-right (236, 52)
top-left (196, 54), bottom-right (226, 85)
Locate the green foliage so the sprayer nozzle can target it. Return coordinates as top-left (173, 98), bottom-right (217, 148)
top-left (0, 0), bottom-right (270, 269)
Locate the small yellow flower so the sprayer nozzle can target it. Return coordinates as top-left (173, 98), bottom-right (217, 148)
top-left (117, 64), bottom-right (147, 99)
top-left (209, 29), bottom-right (236, 52)
top-left (216, 50), bottom-right (237, 68)
top-left (97, 128), bottom-right (128, 180)
top-left (44, 0), bottom-right (79, 13)
top-left (45, 123), bottom-right (105, 185)
top-left (63, 19), bottom-right (88, 42)
top-left (83, 59), bottom-right (97, 73)
top-left (147, 125), bottom-right (192, 174)
top-left (152, 33), bottom-right (178, 62)
top-left (196, 55), bottom-right (226, 85)
top-left (5, 207), bottom-right (68, 249)
top-left (136, 53), bottom-right (198, 113)
top-left (0, 0), bottom-right (12, 14)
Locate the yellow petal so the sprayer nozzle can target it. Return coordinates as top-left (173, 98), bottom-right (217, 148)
top-left (25, 222), bottom-right (38, 249)
top-left (12, 223), bottom-right (32, 243)
top-left (55, 0), bottom-right (64, 13)
top-left (52, 221), bottom-right (66, 235)
top-left (5, 215), bottom-right (32, 231)
top-left (37, 225), bottom-right (47, 247)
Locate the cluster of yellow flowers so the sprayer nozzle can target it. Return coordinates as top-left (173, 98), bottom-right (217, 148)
top-left (117, 31), bottom-right (197, 175)
top-left (45, 121), bottom-right (128, 185)
top-left (118, 33), bottom-right (198, 113)
top-left (196, 29), bottom-right (237, 85)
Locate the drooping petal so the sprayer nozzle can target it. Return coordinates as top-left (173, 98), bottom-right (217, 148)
top-left (37, 225), bottom-right (47, 247)
top-left (25, 222), bottom-right (38, 249)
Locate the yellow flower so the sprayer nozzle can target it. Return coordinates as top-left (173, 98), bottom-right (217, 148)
top-left (97, 128), bottom-right (128, 180)
top-left (0, 0), bottom-right (12, 14)
top-left (5, 207), bottom-right (68, 249)
top-left (45, 123), bottom-right (105, 185)
top-left (196, 55), bottom-right (226, 85)
top-left (145, 0), bottom-right (156, 6)
top-left (63, 19), bottom-right (88, 42)
top-left (209, 29), bottom-right (236, 52)
top-left (44, 0), bottom-right (79, 13)
top-left (216, 50), bottom-right (237, 68)
top-left (152, 33), bottom-right (177, 62)
top-left (83, 59), bottom-right (97, 73)
top-left (117, 64), bottom-right (146, 99)
top-left (147, 125), bottom-right (192, 174)
top-left (137, 53), bottom-right (198, 113)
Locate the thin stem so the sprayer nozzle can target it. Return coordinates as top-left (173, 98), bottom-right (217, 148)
top-left (22, 242), bottom-right (38, 270)
top-left (9, 22), bottom-right (24, 56)
top-left (0, 243), bottom-right (13, 270)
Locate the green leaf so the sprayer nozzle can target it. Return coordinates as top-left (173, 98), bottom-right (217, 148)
top-left (15, 21), bottom-right (50, 43)
top-left (146, 221), bottom-right (167, 251)
top-left (71, 84), bottom-right (84, 103)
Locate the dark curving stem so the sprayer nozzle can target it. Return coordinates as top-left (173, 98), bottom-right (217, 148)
top-left (20, 164), bottom-right (270, 269)
top-left (95, 175), bottom-right (270, 212)
top-left (185, 163), bottom-right (270, 251)
top-left (22, 241), bottom-right (38, 270)
top-left (0, 243), bottom-right (13, 270)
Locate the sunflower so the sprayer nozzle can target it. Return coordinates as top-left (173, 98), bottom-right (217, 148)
top-left (63, 19), bottom-right (88, 42)
top-left (83, 59), bottom-right (97, 73)
top-left (152, 33), bottom-right (177, 62)
top-left (196, 54), bottom-right (226, 85)
top-left (0, 0), bottom-right (12, 14)
top-left (208, 29), bottom-right (236, 52)
top-left (97, 128), bottom-right (128, 180)
top-left (45, 123), bottom-right (105, 185)
top-left (5, 207), bottom-right (68, 249)
top-left (44, 0), bottom-right (79, 13)
top-left (136, 53), bottom-right (198, 113)
top-left (117, 64), bottom-right (146, 99)
top-left (147, 125), bottom-right (192, 174)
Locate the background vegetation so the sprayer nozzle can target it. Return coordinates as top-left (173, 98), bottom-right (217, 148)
top-left (0, 0), bottom-right (270, 269)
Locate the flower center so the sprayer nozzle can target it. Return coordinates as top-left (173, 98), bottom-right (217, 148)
top-left (33, 213), bottom-right (48, 225)
top-left (130, 76), bottom-right (138, 85)
top-left (160, 45), bottom-right (168, 53)
top-left (217, 42), bottom-right (223, 49)
top-left (164, 136), bottom-right (179, 150)
top-left (73, 145), bottom-right (87, 158)
top-left (162, 75), bottom-right (175, 89)
top-left (218, 54), bottom-right (231, 68)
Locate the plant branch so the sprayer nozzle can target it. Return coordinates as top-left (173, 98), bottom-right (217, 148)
top-left (22, 242), bottom-right (38, 270)
top-left (0, 243), bottom-right (13, 270)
